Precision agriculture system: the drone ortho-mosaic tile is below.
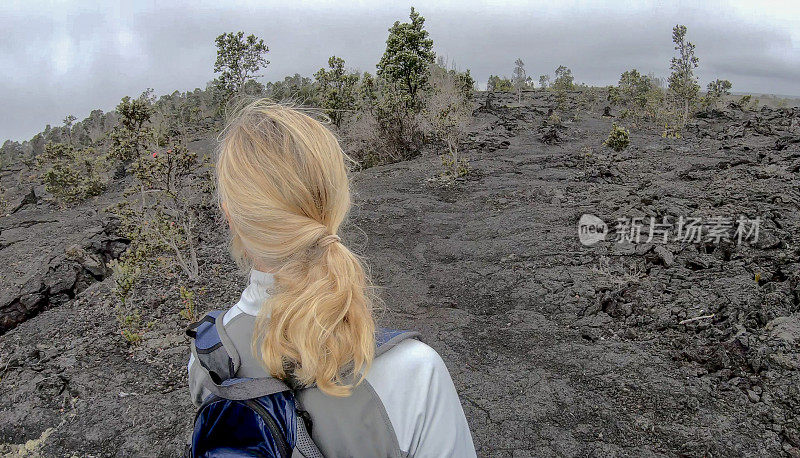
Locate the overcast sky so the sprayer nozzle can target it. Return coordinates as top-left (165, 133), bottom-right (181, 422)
top-left (2, 0), bottom-right (799, 142)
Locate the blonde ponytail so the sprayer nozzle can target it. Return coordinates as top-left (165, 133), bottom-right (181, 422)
top-left (215, 99), bottom-right (375, 396)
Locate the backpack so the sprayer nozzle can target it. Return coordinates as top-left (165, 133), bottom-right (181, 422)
top-left (186, 310), bottom-right (419, 458)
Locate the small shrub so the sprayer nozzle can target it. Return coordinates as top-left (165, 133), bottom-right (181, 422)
top-left (115, 143), bottom-right (213, 282)
top-left (179, 285), bottom-right (199, 322)
top-left (119, 314), bottom-right (143, 345)
top-left (735, 94), bottom-right (759, 111)
top-left (0, 185), bottom-right (7, 215)
top-left (419, 61), bottom-right (475, 180)
top-left (37, 142), bottom-right (106, 205)
top-left (440, 154), bottom-right (470, 179)
top-left (662, 123), bottom-right (682, 139)
top-left (110, 255), bottom-right (144, 345)
top-left (643, 81), bottom-right (666, 120)
top-left (356, 73), bottom-right (424, 165)
top-left (110, 255), bottom-right (140, 308)
top-left (576, 87), bottom-right (603, 112)
top-left (339, 110), bottom-right (382, 168)
top-left (604, 124), bottom-right (630, 152)
top-left (653, 91), bottom-right (686, 138)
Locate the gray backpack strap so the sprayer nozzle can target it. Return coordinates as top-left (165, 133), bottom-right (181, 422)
top-left (186, 311), bottom-right (236, 383)
top-left (200, 376), bottom-right (290, 400)
top-left (215, 311), bottom-right (242, 373)
top-left (292, 394), bottom-right (324, 458)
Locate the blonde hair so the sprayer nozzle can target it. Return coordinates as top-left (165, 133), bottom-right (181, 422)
top-left (215, 99), bottom-right (375, 396)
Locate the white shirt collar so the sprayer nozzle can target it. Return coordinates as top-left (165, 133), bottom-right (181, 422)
top-left (238, 268), bottom-right (274, 317)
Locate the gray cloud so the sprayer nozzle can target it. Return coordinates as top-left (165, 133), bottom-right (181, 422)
top-left (2, 1), bottom-right (798, 142)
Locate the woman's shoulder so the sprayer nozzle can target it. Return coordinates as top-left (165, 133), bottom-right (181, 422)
top-left (375, 338), bottom-right (446, 371)
top-left (222, 302), bottom-right (253, 327)
top-left (366, 338), bottom-right (476, 457)
top-left (367, 338), bottom-right (452, 394)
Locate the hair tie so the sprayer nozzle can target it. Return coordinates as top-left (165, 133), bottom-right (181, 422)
top-left (318, 234), bottom-right (341, 248)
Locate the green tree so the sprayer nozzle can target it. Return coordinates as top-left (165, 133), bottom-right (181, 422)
top-left (63, 114), bottom-right (77, 145)
top-left (668, 25), bottom-right (700, 120)
top-left (539, 74), bottom-right (550, 89)
top-left (107, 94), bottom-right (153, 174)
top-left (552, 65), bottom-right (574, 92)
top-left (704, 79), bottom-right (732, 109)
top-left (213, 32), bottom-right (269, 99)
top-left (355, 7), bottom-right (436, 161)
top-left (314, 56), bottom-right (360, 127)
top-left (376, 7), bottom-right (435, 110)
top-left (608, 69), bottom-right (659, 118)
top-left (457, 68), bottom-right (475, 100)
top-left (512, 58), bottom-right (532, 103)
top-left (151, 91), bottom-right (205, 147)
top-left (552, 66), bottom-right (574, 109)
top-left (487, 75), bottom-right (513, 92)
top-left (265, 74), bottom-right (316, 103)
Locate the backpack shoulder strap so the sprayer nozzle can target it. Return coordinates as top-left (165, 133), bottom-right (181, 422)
top-left (186, 310), bottom-right (239, 384)
top-left (187, 311), bottom-right (299, 399)
top-left (189, 317), bottom-right (421, 378)
top-left (375, 328), bottom-right (421, 358)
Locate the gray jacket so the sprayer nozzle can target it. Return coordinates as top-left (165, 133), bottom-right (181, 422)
top-left (188, 269), bottom-right (477, 457)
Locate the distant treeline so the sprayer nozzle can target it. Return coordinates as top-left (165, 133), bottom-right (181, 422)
top-left (3, 12), bottom-right (791, 171)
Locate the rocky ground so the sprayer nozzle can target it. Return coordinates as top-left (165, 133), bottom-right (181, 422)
top-left (1, 91), bottom-right (799, 457)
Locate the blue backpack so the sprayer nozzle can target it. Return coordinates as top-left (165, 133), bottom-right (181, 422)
top-left (186, 311), bottom-right (418, 458)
